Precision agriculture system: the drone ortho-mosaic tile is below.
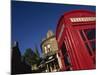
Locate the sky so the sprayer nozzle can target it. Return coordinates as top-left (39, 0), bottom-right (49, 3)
top-left (11, 1), bottom-right (96, 56)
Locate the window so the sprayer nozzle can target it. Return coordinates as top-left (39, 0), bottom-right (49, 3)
top-left (44, 46), bottom-right (47, 54)
top-left (79, 28), bottom-right (96, 62)
top-left (85, 42), bottom-right (92, 55)
top-left (84, 29), bottom-right (96, 52)
top-left (61, 42), bottom-right (71, 70)
top-left (90, 41), bottom-right (95, 51)
top-left (47, 44), bottom-right (51, 52)
top-left (84, 29), bottom-right (95, 40)
top-left (47, 44), bottom-right (50, 48)
top-left (44, 44), bottom-right (51, 54)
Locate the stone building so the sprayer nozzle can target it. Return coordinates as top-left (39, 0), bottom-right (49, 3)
top-left (40, 30), bottom-right (60, 72)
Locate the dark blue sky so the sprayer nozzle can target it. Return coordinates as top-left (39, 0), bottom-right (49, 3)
top-left (12, 1), bottom-right (96, 56)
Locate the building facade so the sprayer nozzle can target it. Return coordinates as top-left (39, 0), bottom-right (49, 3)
top-left (56, 10), bottom-right (96, 71)
top-left (40, 30), bottom-right (60, 72)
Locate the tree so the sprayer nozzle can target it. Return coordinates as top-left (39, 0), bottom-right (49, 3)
top-left (33, 45), bottom-right (41, 65)
top-left (23, 48), bottom-right (35, 66)
top-left (23, 47), bottom-right (41, 66)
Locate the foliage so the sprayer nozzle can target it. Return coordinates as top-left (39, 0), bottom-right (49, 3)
top-left (23, 47), bottom-right (41, 66)
top-left (23, 48), bottom-right (35, 65)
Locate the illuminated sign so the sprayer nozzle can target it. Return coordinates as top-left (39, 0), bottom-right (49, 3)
top-left (70, 17), bottom-right (96, 22)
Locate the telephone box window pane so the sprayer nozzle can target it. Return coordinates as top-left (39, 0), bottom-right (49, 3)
top-left (61, 42), bottom-right (71, 70)
top-left (90, 41), bottom-right (96, 51)
top-left (61, 43), bottom-right (67, 55)
top-left (85, 43), bottom-right (92, 56)
top-left (84, 29), bottom-right (95, 40)
top-left (64, 55), bottom-right (70, 66)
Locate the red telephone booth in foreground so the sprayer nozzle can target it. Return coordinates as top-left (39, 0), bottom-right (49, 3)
top-left (56, 10), bottom-right (96, 71)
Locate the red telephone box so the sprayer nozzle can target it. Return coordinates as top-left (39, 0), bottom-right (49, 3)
top-left (56, 10), bottom-right (96, 71)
